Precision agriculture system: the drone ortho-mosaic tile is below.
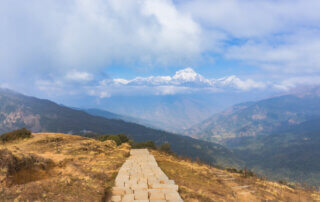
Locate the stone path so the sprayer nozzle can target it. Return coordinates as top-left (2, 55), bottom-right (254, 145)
top-left (110, 149), bottom-right (183, 202)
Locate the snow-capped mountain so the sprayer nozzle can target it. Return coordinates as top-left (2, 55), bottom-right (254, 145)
top-left (108, 67), bottom-right (265, 91)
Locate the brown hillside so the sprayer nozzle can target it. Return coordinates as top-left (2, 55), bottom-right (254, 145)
top-left (0, 133), bottom-right (130, 201)
top-left (152, 150), bottom-right (320, 202)
top-left (0, 132), bottom-right (319, 202)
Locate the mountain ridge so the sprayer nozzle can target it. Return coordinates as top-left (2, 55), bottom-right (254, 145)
top-left (0, 88), bottom-right (240, 168)
top-left (184, 94), bottom-right (320, 143)
top-left (184, 92), bottom-right (320, 185)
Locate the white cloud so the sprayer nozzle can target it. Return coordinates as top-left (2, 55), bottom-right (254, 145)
top-left (0, 0), bottom-right (203, 77)
top-left (225, 30), bottom-right (320, 73)
top-left (35, 67), bottom-right (320, 98)
top-left (214, 76), bottom-right (266, 91)
top-left (65, 70), bottom-right (93, 82)
top-left (179, 0), bottom-right (320, 74)
top-left (274, 76), bottom-right (320, 91)
top-left (180, 0), bottom-right (320, 38)
top-left (1, 0), bottom-right (320, 98)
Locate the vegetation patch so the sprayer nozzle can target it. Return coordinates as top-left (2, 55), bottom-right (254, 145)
top-left (131, 140), bottom-right (157, 149)
top-left (0, 128), bottom-right (31, 143)
top-left (159, 143), bottom-right (173, 154)
top-left (130, 139), bottom-right (174, 155)
top-left (0, 132), bottom-right (130, 201)
top-left (36, 137), bottom-right (63, 144)
top-left (226, 167), bottom-right (256, 178)
top-left (0, 149), bottom-right (54, 186)
top-left (98, 134), bottom-right (129, 146)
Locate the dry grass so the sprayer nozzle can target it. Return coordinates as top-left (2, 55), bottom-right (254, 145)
top-left (1, 133), bottom-right (319, 202)
top-left (151, 150), bottom-right (320, 202)
top-left (0, 133), bottom-right (130, 201)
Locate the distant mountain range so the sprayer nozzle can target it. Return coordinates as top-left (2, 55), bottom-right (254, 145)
top-left (227, 118), bottom-right (320, 185)
top-left (77, 108), bottom-right (158, 129)
top-left (0, 88), bottom-right (240, 168)
top-left (89, 92), bottom-right (272, 133)
top-left (185, 92), bottom-right (320, 185)
top-left (3, 87), bottom-right (320, 185)
top-left (185, 94), bottom-right (320, 143)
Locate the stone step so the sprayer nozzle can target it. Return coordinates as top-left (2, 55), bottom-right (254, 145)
top-left (111, 149), bottom-right (183, 202)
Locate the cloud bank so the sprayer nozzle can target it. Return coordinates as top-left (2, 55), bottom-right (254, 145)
top-left (0, 0), bottom-right (203, 77)
top-left (1, 0), bottom-right (320, 98)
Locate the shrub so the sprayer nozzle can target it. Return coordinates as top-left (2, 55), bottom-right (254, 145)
top-left (242, 168), bottom-right (255, 178)
top-left (0, 128), bottom-right (32, 143)
top-left (98, 134), bottom-right (130, 146)
top-left (131, 141), bottom-right (157, 149)
top-left (107, 135), bottom-right (122, 146)
top-left (97, 135), bottom-right (112, 142)
top-left (98, 135), bottom-right (121, 145)
top-left (117, 134), bottom-right (129, 143)
top-left (278, 179), bottom-right (288, 185)
top-left (226, 168), bottom-right (241, 173)
top-left (159, 143), bottom-right (172, 154)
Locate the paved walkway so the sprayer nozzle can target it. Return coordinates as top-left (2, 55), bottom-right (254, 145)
top-left (110, 149), bottom-right (183, 202)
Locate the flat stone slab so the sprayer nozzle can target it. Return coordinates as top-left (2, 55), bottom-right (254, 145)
top-left (111, 149), bottom-right (183, 201)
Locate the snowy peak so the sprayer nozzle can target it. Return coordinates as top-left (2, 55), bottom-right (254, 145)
top-left (102, 67), bottom-right (266, 97)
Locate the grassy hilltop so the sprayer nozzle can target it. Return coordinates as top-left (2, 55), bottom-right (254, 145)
top-left (1, 131), bottom-right (319, 201)
top-left (0, 132), bottom-right (130, 201)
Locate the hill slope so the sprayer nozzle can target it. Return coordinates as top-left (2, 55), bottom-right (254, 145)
top-left (1, 133), bottom-right (318, 201)
top-left (83, 108), bottom-right (159, 129)
top-left (0, 88), bottom-right (240, 167)
top-left (226, 118), bottom-right (320, 185)
top-left (185, 94), bottom-right (320, 185)
top-left (0, 133), bottom-right (130, 201)
top-left (90, 92), bottom-right (270, 133)
top-left (153, 150), bottom-right (320, 201)
top-left (185, 95), bottom-right (320, 143)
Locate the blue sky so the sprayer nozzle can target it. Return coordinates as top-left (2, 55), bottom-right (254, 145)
top-left (1, 0), bottom-right (320, 102)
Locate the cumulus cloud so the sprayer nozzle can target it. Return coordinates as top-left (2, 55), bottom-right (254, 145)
top-left (225, 30), bottom-right (320, 73)
top-left (179, 0), bottom-right (320, 74)
top-left (0, 0), bottom-right (203, 76)
top-left (1, 0), bottom-right (320, 98)
top-left (180, 0), bottom-right (320, 38)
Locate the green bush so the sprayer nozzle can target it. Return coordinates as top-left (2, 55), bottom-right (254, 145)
top-left (117, 134), bottom-right (129, 143)
top-left (97, 134), bottom-right (129, 146)
top-left (160, 143), bottom-right (172, 154)
top-left (0, 128), bottom-right (32, 143)
top-left (97, 135), bottom-right (112, 142)
top-left (132, 141), bottom-right (157, 149)
top-left (106, 135), bottom-right (122, 146)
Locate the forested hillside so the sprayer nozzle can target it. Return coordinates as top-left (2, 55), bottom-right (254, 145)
top-left (0, 88), bottom-right (240, 168)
